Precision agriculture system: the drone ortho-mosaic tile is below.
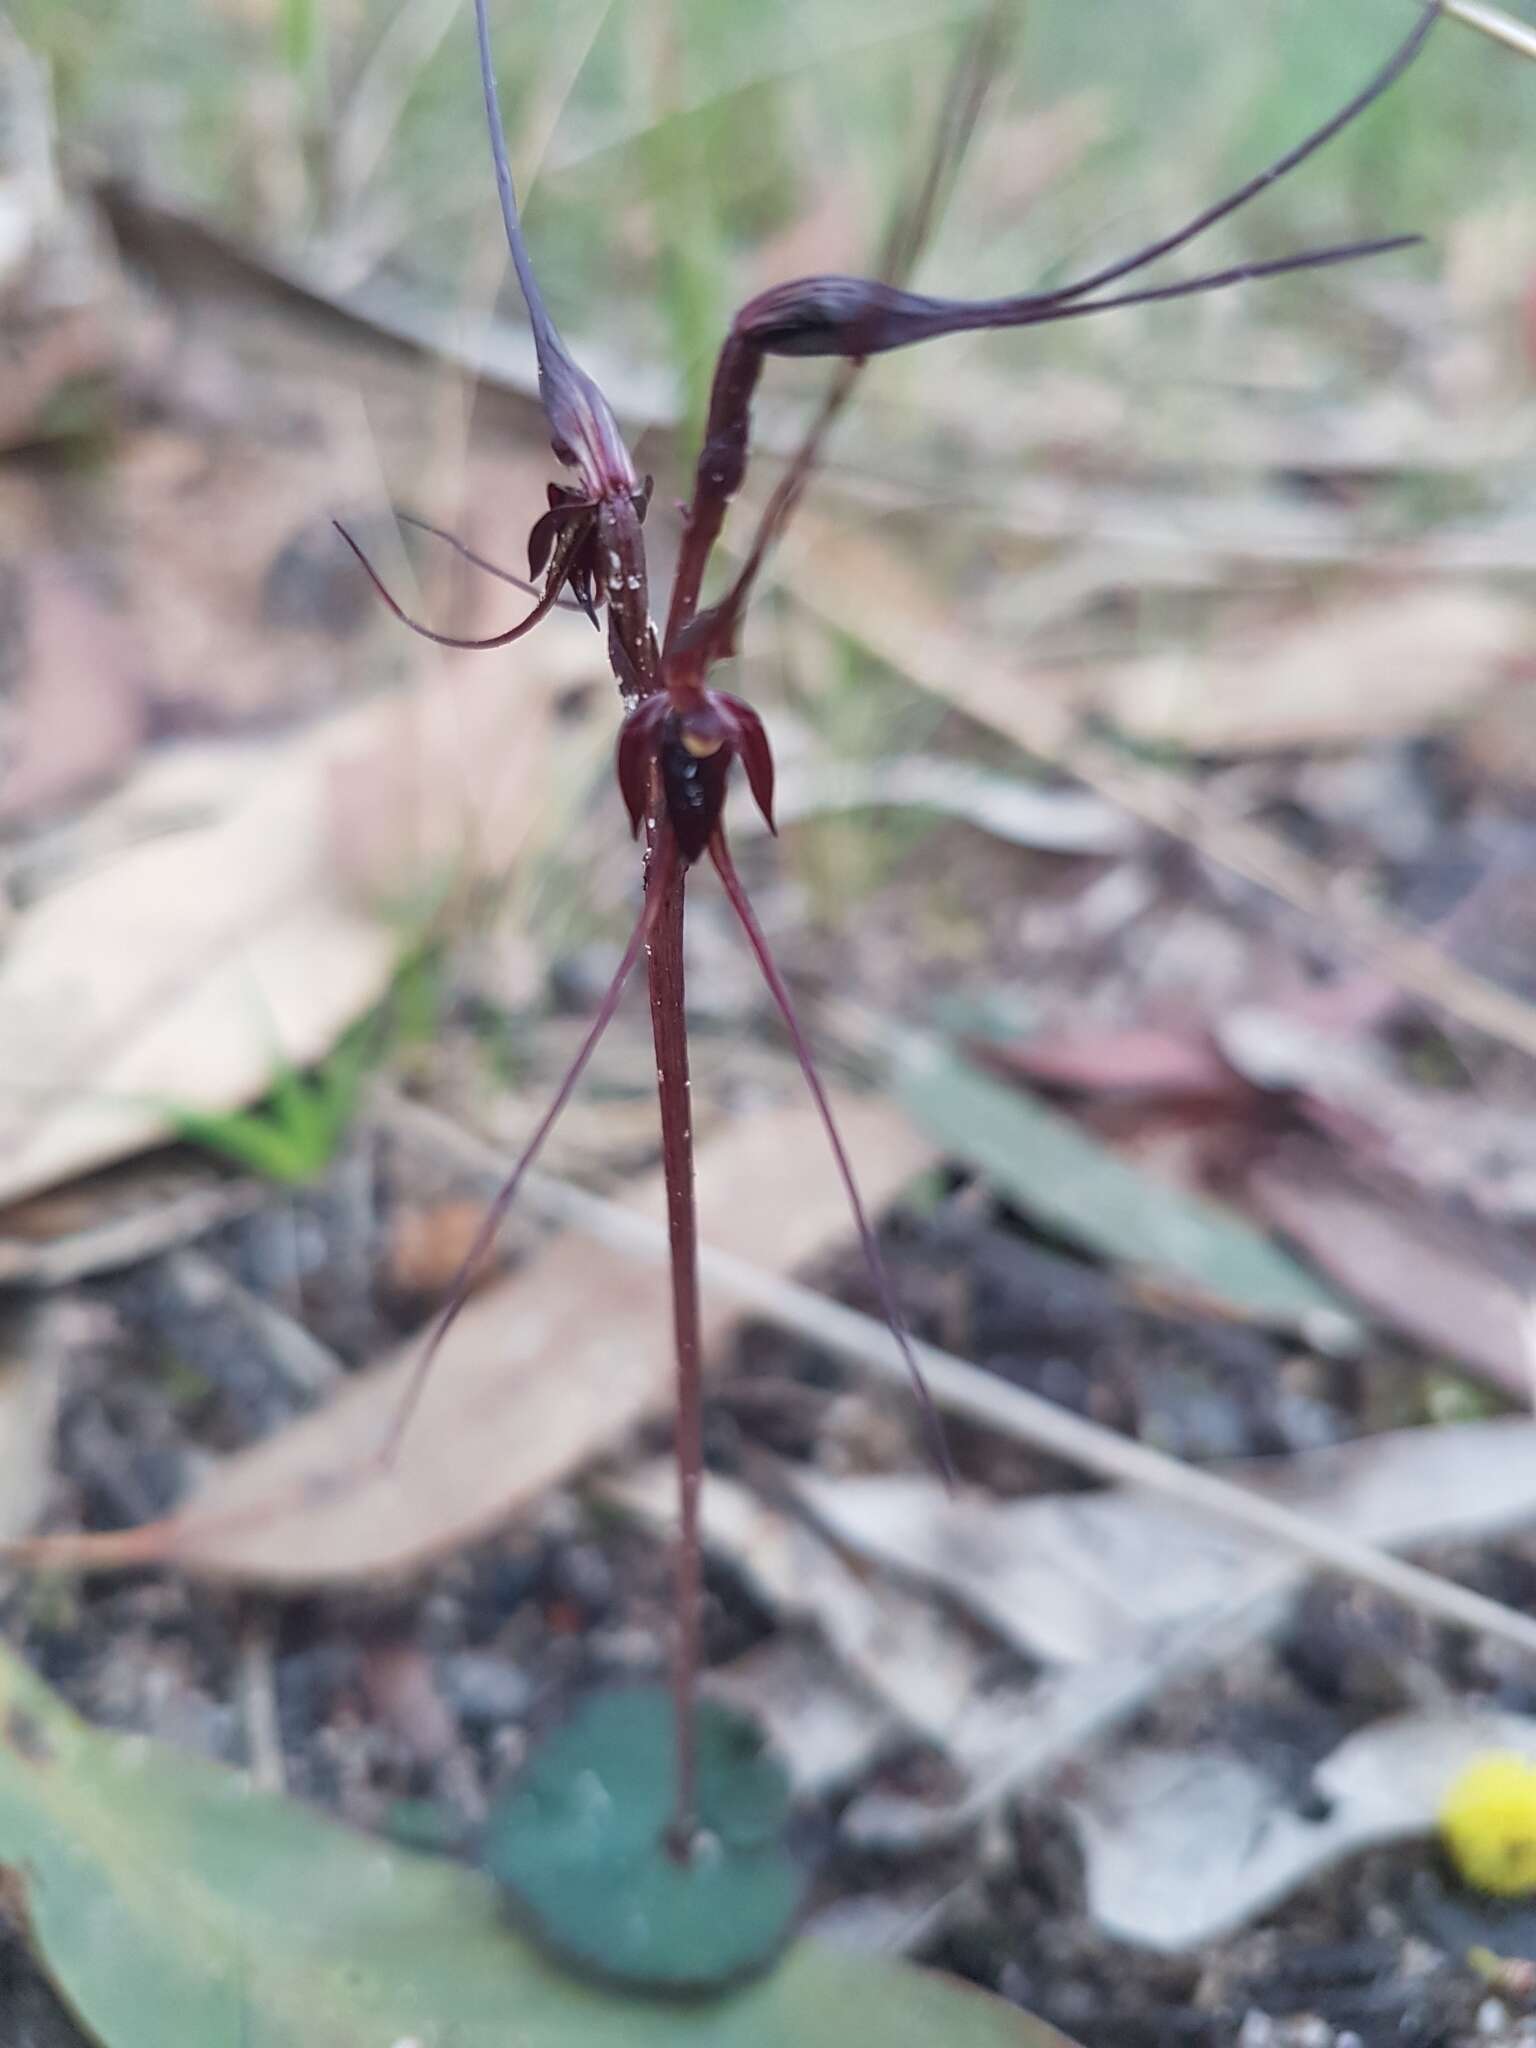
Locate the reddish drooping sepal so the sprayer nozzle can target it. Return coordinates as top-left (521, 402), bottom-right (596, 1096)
top-left (527, 477), bottom-right (654, 628)
top-left (715, 693), bottom-right (774, 832)
top-left (616, 690), bottom-right (776, 865)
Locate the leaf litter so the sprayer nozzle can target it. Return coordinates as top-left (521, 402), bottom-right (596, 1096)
top-left (9, 8), bottom-right (1536, 2039)
top-left (0, 627), bottom-right (590, 1208)
top-left (1245, 1140), bottom-right (1536, 1405)
top-left (777, 511), bottom-right (1536, 1065)
top-left (0, 175), bottom-right (610, 1214)
top-left (14, 1092), bottom-right (932, 1585)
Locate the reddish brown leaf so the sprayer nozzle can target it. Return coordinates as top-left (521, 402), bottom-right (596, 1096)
top-left (1246, 1139), bottom-right (1536, 1400)
top-left (985, 1024), bottom-right (1245, 1107)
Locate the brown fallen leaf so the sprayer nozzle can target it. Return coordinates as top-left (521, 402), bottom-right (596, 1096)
top-left (1098, 589), bottom-right (1532, 755)
top-left (987, 959), bottom-right (1536, 1220)
top-left (984, 1022), bottom-right (1244, 1108)
top-left (23, 1094), bottom-right (931, 1586)
top-left (0, 549), bottom-right (150, 829)
top-left (1246, 1137), bottom-right (1536, 1401)
top-left (0, 612), bottom-right (596, 1211)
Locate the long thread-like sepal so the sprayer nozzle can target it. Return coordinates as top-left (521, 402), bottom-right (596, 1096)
top-left (709, 832), bottom-right (953, 1480)
top-left (379, 832), bottom-right (679, 1466)
top-left (333, 517), bottom-right (583, 651)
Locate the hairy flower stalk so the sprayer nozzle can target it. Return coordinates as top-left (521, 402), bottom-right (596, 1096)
top-left (347, 0), bottom-right (1441, 1855)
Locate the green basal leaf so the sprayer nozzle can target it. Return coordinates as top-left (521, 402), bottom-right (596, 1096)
top-left (485, 1685), bottom-right (803, 1990)
top-left (0, 1645), bottom-right (1076, 2048)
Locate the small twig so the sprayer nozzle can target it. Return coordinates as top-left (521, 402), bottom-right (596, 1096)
top-left (1440, 0), bottom-right (1536, 62)
top-left (237, 1616), bottom-right (286, 1796)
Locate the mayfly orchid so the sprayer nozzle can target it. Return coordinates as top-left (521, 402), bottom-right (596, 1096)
top-left (340, 0), bottom-right (1441, 1857)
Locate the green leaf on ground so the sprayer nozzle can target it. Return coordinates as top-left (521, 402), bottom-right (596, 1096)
top-left (898, 1041), bottom-right (1357, 1341)
top-left (486, 1685), bottom-right (803, 1991)
top-left (0, 1644), bottom-right (1075, 2048)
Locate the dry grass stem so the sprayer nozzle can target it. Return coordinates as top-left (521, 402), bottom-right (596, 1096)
top-left (1440, 0), bottom-right (1536, 63)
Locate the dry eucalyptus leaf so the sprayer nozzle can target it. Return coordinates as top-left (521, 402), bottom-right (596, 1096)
top-left (796, 1416), bottom-right (1536, 1668)
top-left (30, 1096), bottom-right (931, 1586)
top-left (0, 615), bottom-right (595, 1210)
top-left (1246, 1140), bottom-right (1536, 1402)
top-left (0, 1158), bottom-right (261, 1287)
top-left (1099, 589), bottom-right (1531, 755)
top-left (1066, 1709), bottom-right (1536, 1951)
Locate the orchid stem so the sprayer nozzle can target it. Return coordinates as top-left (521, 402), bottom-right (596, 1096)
top-left (645, 834), bottom-right (703, 1857)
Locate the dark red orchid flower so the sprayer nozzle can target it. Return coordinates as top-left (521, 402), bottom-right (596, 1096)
top-left (347, 0), bottom-right (1442, 1853)
top-left (616, 687), bottom-right (774, 864)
